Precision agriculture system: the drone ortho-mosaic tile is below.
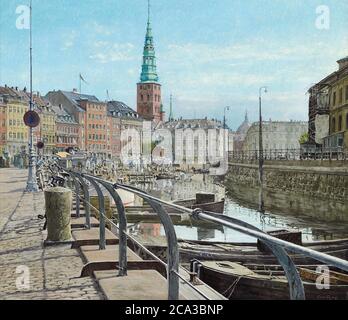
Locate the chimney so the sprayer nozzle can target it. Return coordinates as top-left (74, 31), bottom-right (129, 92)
top-left (337, 56), bottom-right (348, 70)
top-left (23, 87), bottom-right (27, 92)
top-left (72, 88), bottom-right (78, 93)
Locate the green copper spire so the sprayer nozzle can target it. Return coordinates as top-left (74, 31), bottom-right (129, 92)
top-left (140, 0), bottom-right (159, 83)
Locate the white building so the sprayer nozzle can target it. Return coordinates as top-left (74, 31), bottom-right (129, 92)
top-left (243, 121), bottom-right (308, 151)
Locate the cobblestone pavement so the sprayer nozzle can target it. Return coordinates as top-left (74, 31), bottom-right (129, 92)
top-left (0, 169), bottom-right (104, 300)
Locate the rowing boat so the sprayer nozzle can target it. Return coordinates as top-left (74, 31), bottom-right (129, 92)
top-left (144, 238), bottom-right (348, 265)
top-left (191, 260), bottom-right (348, 300)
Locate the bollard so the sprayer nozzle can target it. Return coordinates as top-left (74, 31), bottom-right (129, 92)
top-left (44, 187), bottom-right (72, 243)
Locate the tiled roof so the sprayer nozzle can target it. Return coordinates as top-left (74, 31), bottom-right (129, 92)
top-left (163, 118), bottom-right (225, 130)
top-left (59, 90), bottom-right (99, 112)
top-left (107, 101), bottom-right (142, 119)
top-left (51, 105), bottom-right (78, 124)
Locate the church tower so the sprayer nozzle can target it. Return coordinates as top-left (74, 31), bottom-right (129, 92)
top-left (137, 0), bottom-right (164, 123)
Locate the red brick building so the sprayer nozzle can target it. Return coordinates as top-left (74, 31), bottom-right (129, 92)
top-left (80, 100), bottom-right (108, 158)
top-left (136, 6), bottom-right (165, 124)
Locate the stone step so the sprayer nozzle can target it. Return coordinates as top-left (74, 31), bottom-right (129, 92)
top-left (72, 228), bottom-right (118, 248)
top-left (94, 269), bottom-right (184, 300)
top-left (71, 217), bottom-right (100, 229)
top-left (80, 244), bottom-right (141, 264)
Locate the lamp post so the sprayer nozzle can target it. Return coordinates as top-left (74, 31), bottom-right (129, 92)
top-left (258, 87), bottom-right (267, 184)
top-left (258, 87), bottom-right (267, 213)
top-left (26, 0), bottom-right (39, 192)
top-left (223, 106), bottom-right (230, 129)
top-left (223, 106), bottom-right (230, 169)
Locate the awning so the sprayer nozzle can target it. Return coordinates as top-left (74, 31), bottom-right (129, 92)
top-left (56, 152), bottom-right (71, 158)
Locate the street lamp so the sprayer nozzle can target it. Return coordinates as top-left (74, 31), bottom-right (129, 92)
top-left (258, 87), bottom-right (267, 182)
top-left (223, 106), bottom-right (230, 129)
top-left (26, 0), bottom-right (39, 192)
top-left (258, 87), bottom-right (267, 213)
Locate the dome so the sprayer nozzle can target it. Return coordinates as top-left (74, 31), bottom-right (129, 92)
top-left (236, 111), bottom-right (250, 134)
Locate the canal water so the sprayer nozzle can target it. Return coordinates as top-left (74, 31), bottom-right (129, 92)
top-left (129, 174), bottom-right (348, 244)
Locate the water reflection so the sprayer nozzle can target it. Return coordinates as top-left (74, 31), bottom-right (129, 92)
top-left (128, 175), bottom-right (348, 244)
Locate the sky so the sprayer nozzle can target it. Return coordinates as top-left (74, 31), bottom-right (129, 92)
top-left (0, 0), bottom-right (348, 130)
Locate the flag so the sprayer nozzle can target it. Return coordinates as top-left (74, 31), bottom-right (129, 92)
top-left (79, 74), bottom-right (88, 84)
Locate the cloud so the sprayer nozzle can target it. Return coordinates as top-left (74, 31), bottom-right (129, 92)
top-left (61, 31), bottom-right (77, 51)
top-left (165, 37), bottom-right (348, 66)
top-left (92, 21), bottom-right (113, 36)
top-left (89, 42), bottom-right (136, 63)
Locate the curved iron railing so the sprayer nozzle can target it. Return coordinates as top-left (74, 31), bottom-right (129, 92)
top-left (42, 163), bottom-right (348, 301)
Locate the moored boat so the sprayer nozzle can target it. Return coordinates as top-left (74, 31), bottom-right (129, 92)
top-left (190, 260), bottom-right (348, 300)
top-left (144, 238), bottom-right (348, 265)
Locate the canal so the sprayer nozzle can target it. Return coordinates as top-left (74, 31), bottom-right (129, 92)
top-left (128, 174), bottom-right (348, 244)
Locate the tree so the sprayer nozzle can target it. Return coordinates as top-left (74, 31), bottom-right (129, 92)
top-left (299, 132), bottom-right (309, 144)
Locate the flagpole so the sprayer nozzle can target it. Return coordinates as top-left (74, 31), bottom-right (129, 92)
top-left (26, 0), bottom-right (39, 192)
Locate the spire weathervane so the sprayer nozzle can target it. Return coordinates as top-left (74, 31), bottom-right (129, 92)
top-left (148, 0), bottom-right (151, 23)
top-left (140, 0), bottom-right (159, 83)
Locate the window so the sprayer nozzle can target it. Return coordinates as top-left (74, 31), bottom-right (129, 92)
top-left (332, 117), bottom-right (336, 133)
top-left (339, 88), bottom-right (343, 104)
top-left (346, 113), bottom-right (348, 130)
top-left (333, 92), bottom-right (337, 106)
top-left (338, 115), bottom-right (342, 131)
top-left (346, 85), bottom-right (348, 101)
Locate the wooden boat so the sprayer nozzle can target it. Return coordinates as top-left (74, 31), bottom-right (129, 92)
top-left (191, 260), bottom-right (348, 300)
top-left (145, 238), bottom-right (348, 265)
top-left (170, 198), bottom-right (225, 214)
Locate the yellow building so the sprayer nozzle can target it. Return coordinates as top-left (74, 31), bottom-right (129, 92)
top-left (6, 97), bottom-right (28, 156)
top-left (323, 57), bottom-right (348, 149)
top-left (33, 94), bottom-right (56, 155)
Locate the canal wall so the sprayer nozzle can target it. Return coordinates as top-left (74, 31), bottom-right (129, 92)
top-left (225, 162), bottom-right (348, 222)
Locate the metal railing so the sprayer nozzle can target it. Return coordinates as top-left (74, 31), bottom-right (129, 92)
top-left (43, 163), bottom-right (348, 301)
top-left (229, 148), bottom-right (348, 162)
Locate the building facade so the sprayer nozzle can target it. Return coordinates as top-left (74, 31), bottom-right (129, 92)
top-left (136, 5), bottom-right (164, 123)
top-left (324, 57), bottom-right (348, 149)
top-left (157, 118), bottom-right (229, 168)
top-left (0, 96), bottom-right (6, 156)
top-left (51, 104), bottom-right (79, 151)
top-left (30, 94), bottom-right (56, 155)
top-left (80, 99), bottom-right (108, 158)
top-left (107, 100), bottom-right (143, 159)
top-left (243, 121), bottom-right (308, 151)
top-left (0, 87), bottom-right (28, 157)
top-left (46, 90), bottom-right (100, 152)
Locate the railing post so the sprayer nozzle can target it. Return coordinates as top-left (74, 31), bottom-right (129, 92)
top-left (70, 174), bottom-right (81, 218)
top-left (73, 173), bottom-right (91, 229)
top-left (100, 181), bottom-right (128, 277)
top-left (116, 184), bottom-right (179, 300)
top-left (84, 176), bottom-right (106, 250)
top-left (146, 199), bottom-right (179, 300)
